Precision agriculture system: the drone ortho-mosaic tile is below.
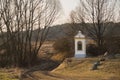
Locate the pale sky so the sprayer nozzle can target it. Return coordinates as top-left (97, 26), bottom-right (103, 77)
top-left (54, 0), bottom-right (119, 25)
top-left (59, 0), bottom-right (79, 17)
top-left (54, 0), bottom-right (79, 24)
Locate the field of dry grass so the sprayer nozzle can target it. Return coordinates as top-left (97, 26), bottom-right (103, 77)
top-left (20, 57), bottom-right (120, 80)
top-left (0, 68), bottom-right (21, 80)
top-left (0, 57), bottom-right (120, 80)
top-left (51, 58), bottom-right (120, 80)
top-left (0, 41), bottom-right (120, 80)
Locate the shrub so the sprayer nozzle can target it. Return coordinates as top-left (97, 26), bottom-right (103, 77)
top-left (0, 42), bottom-right (39, 68)
top-left (53, 37), bottom-right (74, 58)
top-left (86, 44), bottom-right (106, 57)
top-left (105, 37), bottom-right (120, 55)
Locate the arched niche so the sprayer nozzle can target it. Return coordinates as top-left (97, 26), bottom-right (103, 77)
top-left (77, 41), bottom-right (82, 50)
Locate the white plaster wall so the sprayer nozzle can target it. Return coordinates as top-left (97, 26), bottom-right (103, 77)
top-left (75, 38), bottom-right (86, 58)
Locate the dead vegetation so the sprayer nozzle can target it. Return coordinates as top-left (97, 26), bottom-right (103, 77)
top-left (52, 58), bottom-right (120, 80)
top-left (20, 57), bottom-right (120, 80)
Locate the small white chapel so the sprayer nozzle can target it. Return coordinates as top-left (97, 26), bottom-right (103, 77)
top-left (74, 31), bottom-right (86, 58)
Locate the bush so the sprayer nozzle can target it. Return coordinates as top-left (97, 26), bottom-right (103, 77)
top-left (53, 37), bottom-right (74, 58)
top-left (0, 42), bottom-right (39, 68)
top-left (86, 44), bottom-right (106, 57)
top-left (105, 37), bottom-right (120, 55)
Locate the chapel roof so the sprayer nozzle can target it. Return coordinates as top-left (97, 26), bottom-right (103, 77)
top-left (75, 31), bottom-right (85, 38)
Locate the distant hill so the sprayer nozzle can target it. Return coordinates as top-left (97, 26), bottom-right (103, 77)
top-left (32, 23), bottom-right (120, 41)
top-left (32, 23), bottom-right (77, 41)
top-left (0, 23), bottom-right (120, 42)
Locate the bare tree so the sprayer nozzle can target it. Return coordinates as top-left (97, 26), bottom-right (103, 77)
top-left (70, 0), bottom-right (116, 50)
top-left (0, 0), bottom-right (61, 67)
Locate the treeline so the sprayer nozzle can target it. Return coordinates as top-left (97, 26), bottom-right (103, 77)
top-left (45, 22), bottom-right (120, 40)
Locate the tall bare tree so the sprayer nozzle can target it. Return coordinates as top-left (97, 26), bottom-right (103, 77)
top-left (70, 0), bottom-right (116, 50)
top-left (0, 0), bottom-right (61, 67)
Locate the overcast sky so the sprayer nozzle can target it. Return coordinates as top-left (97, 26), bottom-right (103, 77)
top-left (59, 0), bottom-right (79, 16)
top-left (54, 0), bottom-right (119, 25)
top-left (53, 0), bottom-right (79, 25)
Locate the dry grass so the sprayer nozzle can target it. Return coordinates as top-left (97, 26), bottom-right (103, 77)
top-left (0, 68), bottom-right (21, 80)
top-left (1, 57), bottom-right (120, 80)
top-left (51, 52), bottom-right (67, 61)
top-left (21, 57), bottom-right (120, 80)
top-left (51, 58), bottom-right (120, 80)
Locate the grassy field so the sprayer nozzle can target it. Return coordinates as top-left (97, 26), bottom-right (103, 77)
top-left (0, 57), bottom-right (120, 80)
top-left (21, 57), bottom-right (120, 80)
top-left (0, 68), bottom-right (21, 80)
top-left (51, 58), bottom-right (120, 80)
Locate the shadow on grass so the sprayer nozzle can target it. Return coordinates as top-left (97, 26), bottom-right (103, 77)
top-left (20, 58), bottom-right (61, 80)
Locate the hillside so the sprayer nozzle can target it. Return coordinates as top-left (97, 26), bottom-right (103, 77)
top-left (0, 23), bottom-right (120, 42)
top-left (32, 23), bottom-right (120, 41)
top-left (52, 58), bottom-right (120, 80)
top-left (21, 57), bottom-right (120, 80)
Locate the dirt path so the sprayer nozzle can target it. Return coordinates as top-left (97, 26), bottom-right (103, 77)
top-left (21, 70), bottom-right (98, 80)
top-left (21, 70), bottom-right (73, 80)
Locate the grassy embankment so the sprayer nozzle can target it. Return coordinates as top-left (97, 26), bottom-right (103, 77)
top-left (51, 57), bottom-right (120, 80)
top-left (21, 57), bottom-right (120, 80)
